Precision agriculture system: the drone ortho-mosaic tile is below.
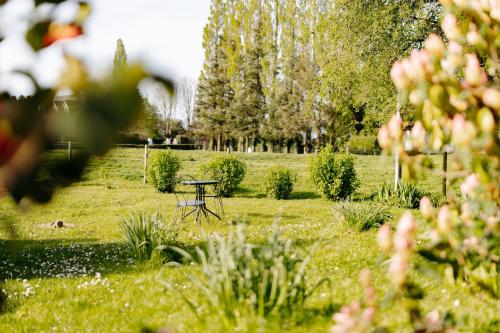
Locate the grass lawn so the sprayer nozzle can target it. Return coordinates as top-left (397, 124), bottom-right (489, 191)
top-left (0, 149), bottom-right (498, 332)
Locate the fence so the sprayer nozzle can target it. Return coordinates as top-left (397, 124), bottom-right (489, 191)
top-left (49, 142), bottom-right (196, 184)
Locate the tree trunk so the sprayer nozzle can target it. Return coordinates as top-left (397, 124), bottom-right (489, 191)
top-left (209, 136), bottom-right (214, 151)
top-left (315, 124), bottom-right (321, 152)
top-left (238, 137), bottom-right (243, 152)
top-left (217, 133), bottom-right (222, 152)
top-left (245, 137), bottom-right (249, 152)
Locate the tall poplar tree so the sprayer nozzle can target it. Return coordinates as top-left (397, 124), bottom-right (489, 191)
top-left (113, 38), bottom-right (127, 73)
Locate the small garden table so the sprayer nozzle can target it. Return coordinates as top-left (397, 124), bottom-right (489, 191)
top-left (180, 179), bottom-right (221, 223)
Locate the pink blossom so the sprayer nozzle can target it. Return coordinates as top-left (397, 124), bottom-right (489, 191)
top-left (389, 253), bottom-right (409, 288)
top-left (461, 202), bottom-right (473, 221)
top-left (452, 114), bottom-right (476, 146)
top-left (419, 196), bottom-right (434, 219)
top-left (425, 33), bottom-right (445, 57)
top-left (465, 54), bottom-right (487, 86)
top-left (460, 174), bottom-right (480, 196)
top-left (409, 89), bottom-right (425, 105)
top-left (388, 114), bottom-right (403, 139)
top-left (478, 107), bottom-right (495, 133)
top-left (390, 62), bottom-right (409, 90)
top-left (411, 121), bottom-right (426, 148)
top-left (397, 212), bottom-right (416, 236)
top-left (441, 14), bottom-right (460, 40)
top-left (377, 126), bottom-right (391, 150)
top-left (437, 205), bottom-right (452, 234)
top-left (482, 88), bottom-right (500, 110)
top-left (377, 224), bottom-right (392, 253)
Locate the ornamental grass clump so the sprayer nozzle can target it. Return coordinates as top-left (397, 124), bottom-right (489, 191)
top-left (165, 224), bottom-right (327, 329)
top-left (147, 150), bottom-right (181, 193)
top-left (121, 211), bottom-right (179, 263)
top-left (309, 145), bottom-right (359, 200)
top-left (200, 155), bottom-right (246, 197)
top-left (263, 166), bottom-right (297, 199)
top-left (374, 181), bottom-right (425, 209)
top-left (337, 201), bottom-right (391, 232)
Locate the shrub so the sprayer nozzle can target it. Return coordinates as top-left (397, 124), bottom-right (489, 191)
top-left (165, 225), bottom-right (327, 329)
top-left (309, 145), bottom-right (359, 200)
top-left (336, 201), bottom-right (391, 231)
top-left (120, 211), bottom-right (179, 263)
top-left (374, 181), bottom-right (424, 209)
top-left (200, 155), bottom-right (246, 197)
top-left (346, 135), bottom-right (380, 154)
top-left (263, 166), bottom-right (297, 199)
top-left (147, 150), bottom-right (181, 193)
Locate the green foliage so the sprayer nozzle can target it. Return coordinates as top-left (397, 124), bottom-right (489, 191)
top-left (374, 181), bottom-right (425, 209)
top-left (113, 38), bottom-right (127, 73)
top-left (200, 155), bottom-right (246, 197)
top-left (346, 135), bottom-right (380, 154)
top-left (309, 145), bottom-right (359, 200)
top-left (120, 211), bottom-right (179, 263)
top-left (147, 151), bottom-right (182, 193)
top-left (167, 225), bottom-right (326, 329)
top-left (263, 166), bottom-right (297, 200)
top-left (336, 201), bottom-right (391, 231)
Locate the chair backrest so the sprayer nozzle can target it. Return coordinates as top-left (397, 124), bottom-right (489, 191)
top-left (174, 174), bottom-right (199, 203)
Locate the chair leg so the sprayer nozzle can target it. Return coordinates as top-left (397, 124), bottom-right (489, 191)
top-left (217, 197), bottom-right (224, 217)
top-left (173, 206), bottom-right (180, 223)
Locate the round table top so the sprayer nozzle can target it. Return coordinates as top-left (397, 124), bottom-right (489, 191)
top-left (181, 180), bottom-right (219, 185)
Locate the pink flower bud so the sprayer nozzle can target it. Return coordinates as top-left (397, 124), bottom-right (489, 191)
top-left (477, 107), bottom-right (495, 133)
top-left (460, 174), bottom-right (480, 196)
top-left (411, 121), bottom-right (426, 148)
top-left (466, 24), bottom-right (484, 47)
top-left (449, 95), bottom-right (468, 112)
top-left (425, 33), bottom-right (445, 57)
top-left (441, 14), bottom-right (460, 41)
top-left (452, 114), bottom-right (476, 146)
top-left (388, 114), bottom-right (403, 139)
top-left (408, 50), bottom-right (428, 81)
top-left (461, 202), bottom-right (473, 220)
top-left (465, 54), bottom-right (487, 86)
top-left (491, 8), bottom-right (500, 22)
top-left (425, 310), bottom-right (441, 328)
top-left (377, 126), bottom-right (391, 150)
top-left (420, 196), bottom-right (434, 219)
top-left (409, 89), bottom-right (425, 105)
top-left (437, 205), bottom-right (452, 234)
top-left (482, 88), bottom-right (500, 110)
top-left (389, 253), bottom-right (409, 288)
top-left (398, 212), bottom-right (416, 235)
top-left (377, 224), bottom-right (392, 253)
top-left (448, 41), bottom-right (462, 55)
top-left (391, 62), bottom-right (409, 90)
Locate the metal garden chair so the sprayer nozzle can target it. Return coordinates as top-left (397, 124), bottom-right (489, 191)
top-left (173, 174), bottom-right (205, 223)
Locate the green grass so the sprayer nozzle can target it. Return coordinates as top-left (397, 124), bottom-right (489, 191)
top-left (0, 149), bottom-right (498, 332)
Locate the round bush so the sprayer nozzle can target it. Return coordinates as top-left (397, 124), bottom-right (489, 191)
top-left (346, 135), bottom-right (380, 154)
top-left (147, 150), bottom-right (182, 193)
top-left (200, 155), bottom-right (246, 197)
top-left (309, 145), bottom-right (359, 200)
top-left (263, 166), bottom-right (297, 200)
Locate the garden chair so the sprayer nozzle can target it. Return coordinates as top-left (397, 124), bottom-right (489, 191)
top-left (203, 170), bottom-right (224, 217)
top-left (173, 174), bottom-right (205, 223)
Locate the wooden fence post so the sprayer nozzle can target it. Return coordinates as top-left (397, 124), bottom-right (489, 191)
top-left (68, 141), bottom-right (72, 161)
top-left (442, 151), bottom-right (448, 197)
top-left (144, 144), bottom-right (148, 184)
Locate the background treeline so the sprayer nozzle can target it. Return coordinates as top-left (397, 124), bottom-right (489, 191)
top-left (192, 0), bottom-right (441, 153)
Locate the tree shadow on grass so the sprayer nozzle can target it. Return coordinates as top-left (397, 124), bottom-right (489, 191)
top-left (300, 302), bottom-right (341, 326)
top-left (0, 239), bottom-right (135, 280)
top-left (288, 191), bottom-right (321, 200)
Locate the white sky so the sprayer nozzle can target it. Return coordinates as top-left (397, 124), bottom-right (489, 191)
top-left (0, 0), bottom-right (210, 96)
